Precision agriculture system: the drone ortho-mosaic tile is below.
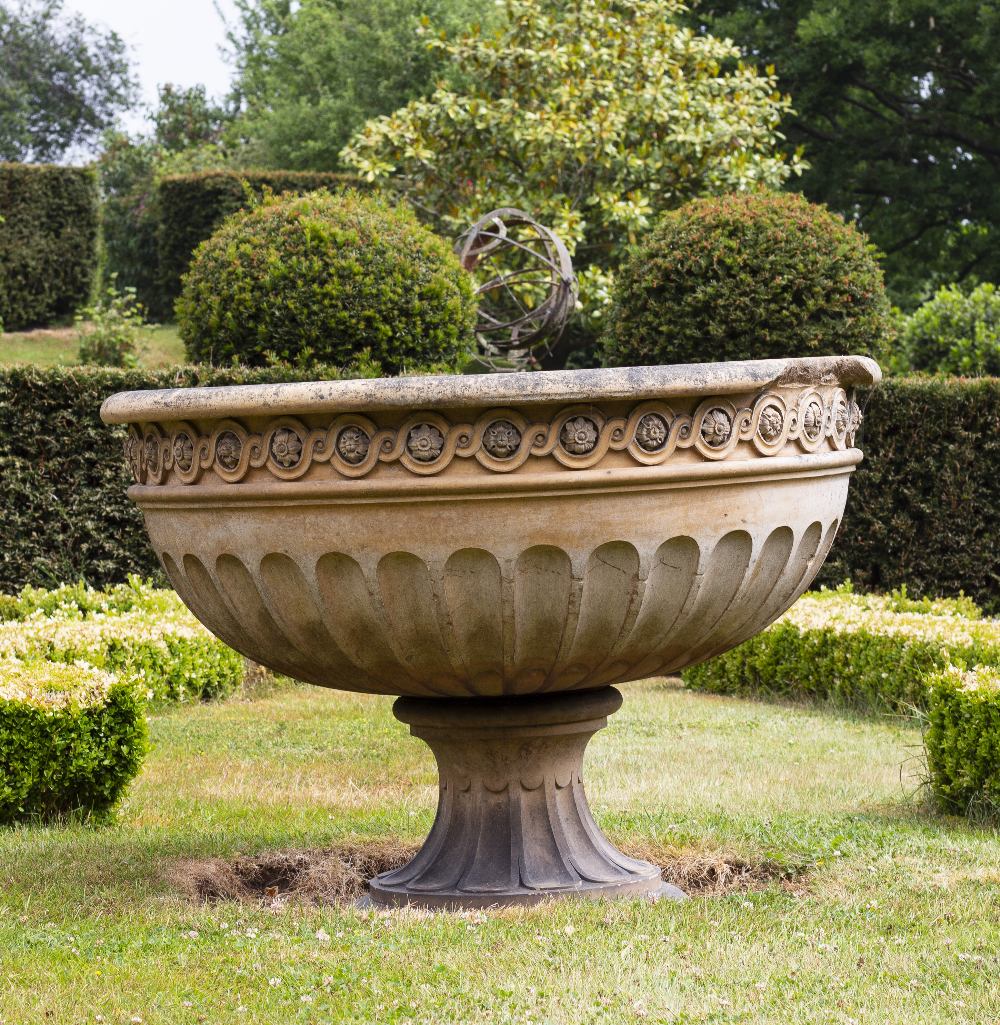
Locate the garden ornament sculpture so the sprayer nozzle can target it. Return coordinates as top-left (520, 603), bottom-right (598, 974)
top-left (455, 208), bottom-right (578, 370)
top-left (103, 215), bottom-right (881, 908)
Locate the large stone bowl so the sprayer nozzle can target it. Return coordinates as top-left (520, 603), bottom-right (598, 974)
top-left (102, 355), bottom-right (880, 907)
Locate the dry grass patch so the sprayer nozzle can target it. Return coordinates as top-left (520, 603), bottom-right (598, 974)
top-left (169, 841), bottom-right (807, 906)
top-left (169, 841), bottom-right (419, 906)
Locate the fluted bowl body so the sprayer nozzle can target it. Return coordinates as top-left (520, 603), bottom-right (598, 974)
top-left (102, 357), bottom-right (880, 699)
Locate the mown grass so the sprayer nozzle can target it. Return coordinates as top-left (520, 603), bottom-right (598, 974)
top-left (2, 680), bottom-right (999, 1024)
top-left (0, 324), bottom-right (185, 369)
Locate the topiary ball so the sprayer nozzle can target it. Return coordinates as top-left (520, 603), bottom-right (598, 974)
top-left (177, 190), bottom-right (477, 371)
top-left (599, 192), bottom-right (891, 368)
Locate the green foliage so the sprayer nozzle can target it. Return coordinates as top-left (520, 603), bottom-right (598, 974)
top-left (926, 666), bottom-right (1000, 819)
top-left (343, 0), bottom-right (803, 339)
top-left (97, 131), bottom-right (163, 318)
top-left (0, 163), bottom-right (99, 330)
top-left (683, 589), bottom-right (1000, 715)
top-left (155, 169), bottom-right (358, 320)
top-left (880, 584), bottom-right (982, 620)
top-left (0, 0), bottom-right (136, 162)
top-left (0, 581), bottom-right (246, 704)
top-left (692, 1), bottom-right (1000, 306)
top-left (0, 576), bottom-right (170, 622)
top-left (600, 192), bottom-right (891, 367)
top-left (818, 376), bottom-right (1000, 615)
top-left (226, 0), bottom-right (496, 171)
top-left (76, 278), bottom-right (147, 368)
top-left (0, 661), bottom-right (147, 824)
top-left (97, 86), bottom-right (234, 317)
top-left (177, 189), bottom-right (477, 370)
top-left (901, 283), bottom-right (1000, 376)
top-left (0, 363), bottom-right (381, 593)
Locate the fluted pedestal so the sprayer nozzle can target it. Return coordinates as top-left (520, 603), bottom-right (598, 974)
top-left (369, 687), bottom-right (677, 908)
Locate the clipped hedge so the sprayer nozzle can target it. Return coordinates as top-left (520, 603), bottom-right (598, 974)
top-left (177, 190), bottom-right (477, 370)
top-left (0, 586), bottom-right (245, 704)
top-left (0, 577), bottom-right (173, 622)
top-left (819, 375), bottom-right (1000, 614)
top-left (0, 163), bottom-right (99, 330)
top-left (683, 588), bottom-right (1000, 715)
top-left (600, 192), bottom-right (890, 368)
top-left (0, 660), bottom-right (147, 823)
top-left (155, 169), bottom-right (360, 319)
top-left (0, 363), bottom-right (374, 593)
top-left (926, 665), bottom-right (1000, 818)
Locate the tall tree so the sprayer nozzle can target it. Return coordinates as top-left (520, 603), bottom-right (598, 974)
top-left (694, 0), bottom-right (1000, 305)
top-left (223, 0), bottom-right (496, 170)
top-left (99, 84), bottom-right (233, 315)
top-left (0, 0), bottom-right (136, 162)
top-left (343, 0), bottom-right (802, 336)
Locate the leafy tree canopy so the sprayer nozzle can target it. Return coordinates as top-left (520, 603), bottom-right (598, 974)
top-left (0, 0), bottom-right (136, 162)
top-left (693, 0), bottom-right (1000, 306)
top-left (98, 85), bottom-right (233, 310)
top-left (342, 0), bottom-right (803, 335)
top-left (224, 0), bottom-right (496, 170)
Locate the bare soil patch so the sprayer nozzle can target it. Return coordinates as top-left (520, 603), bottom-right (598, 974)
top-left (169, 841), bottom-right (417, 906)
top-left (170, 842), bottom-right (808, 906)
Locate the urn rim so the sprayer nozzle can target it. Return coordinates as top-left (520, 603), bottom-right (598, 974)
top-left (100, 355), bottom-right (881, 425)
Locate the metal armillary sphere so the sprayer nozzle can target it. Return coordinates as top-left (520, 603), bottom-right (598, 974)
top-left (455, 208), bottom-right (578, 370)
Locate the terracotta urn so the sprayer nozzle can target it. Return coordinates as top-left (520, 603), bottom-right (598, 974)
top-left (102, 355), bottom-right (880, 908)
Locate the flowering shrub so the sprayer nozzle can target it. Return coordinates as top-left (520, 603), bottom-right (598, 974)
top-left (0, 582), bottom-right (244, 703)
top-left (925, 666), bottom-right (1000, 819)
top-left (683, 585), bottom-right (1000, 714)
top-left (0, 659), bottom-right (147, 823)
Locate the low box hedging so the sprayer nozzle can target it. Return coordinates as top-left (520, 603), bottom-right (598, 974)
top-left (683, 587), bottom-right (1000, 715)
top-left (0, 363), bottom-right (373, 593)
top-left (155, 169), bottom-right (361, 319)
top-left (0, 581), bottom-right (244, 703)
top-left (0, 577), bottom-right (170, 622)
top-left (925, 665), bottom-right (1000, 818)
top-left (0, 163), bottom-right (99, 330)
top-left (0, 659), bottom-right (147, 824)
top-left (818, 375), bottom-right (1000, 614)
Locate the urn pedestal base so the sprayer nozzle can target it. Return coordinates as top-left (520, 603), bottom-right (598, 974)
top-left (368, 687), bottom-right (677, 909)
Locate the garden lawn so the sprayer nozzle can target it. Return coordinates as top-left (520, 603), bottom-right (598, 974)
top-left (0, 324), bottom-right (184, 369)
top-left (2, 680), bottom-right (999, 1024)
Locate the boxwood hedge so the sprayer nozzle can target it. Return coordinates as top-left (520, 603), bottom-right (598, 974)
top-left (155, 169), bottom-right (360, 319)
top-left (177, 190), bottom-right (477, 370)
top-left (926, 665), bottom-right (1000, 819)
top-left (683, 587), bottom-right (999, 716)
top-left (0, 660), bottom-right (147, 824)
top-left (600, 192), bottom-right (890, 368)
top-left (817, 375), bottom-right (1000, 614)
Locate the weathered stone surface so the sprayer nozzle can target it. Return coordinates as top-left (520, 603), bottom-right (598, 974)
top-left (370, 687), bottom-right (669, 908)
top-left (102, 355), bottom-right (880, 908)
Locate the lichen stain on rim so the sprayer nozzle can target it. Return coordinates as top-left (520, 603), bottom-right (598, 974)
top-left (100, 355), bottom-right (882, 424)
